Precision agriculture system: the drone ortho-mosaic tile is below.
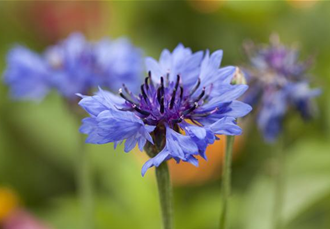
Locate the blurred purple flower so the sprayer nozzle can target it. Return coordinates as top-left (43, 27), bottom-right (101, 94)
top-left (242, 34), bottom-right (321, 142)
top-left (3, 46), bottom-right (51, 101)
top-left (94, 37), bottom-right (143, 94)
top-left (4, 33), bottom-right (143, 101)
top-left (79, 44), bottom-right (252, 176)
top-left (45, 33), bottom-right (96, 99)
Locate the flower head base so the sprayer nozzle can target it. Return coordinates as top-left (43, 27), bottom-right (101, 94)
top-left (242, 34), bottom-right (321, 142)
top-left (79, 44), bottom-right (252, 176)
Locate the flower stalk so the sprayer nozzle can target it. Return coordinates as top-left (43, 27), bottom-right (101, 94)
top-left (78, 133), bottom-right (94, 229)
top-left (145, 129), bottom-right (173, 229)
top-left (272, 138), bottom-right (285, 229)
top-left (155, 162), bottom-right (173, 229)
top-left (220, 135), bottom-right (235, 229)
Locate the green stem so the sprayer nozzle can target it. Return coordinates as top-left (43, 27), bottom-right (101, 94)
top-left (78, 135), bottom-right (94, 229)
top-left (220, 135), bottom-right (235, 229)
top-left (272, 139), bottom-right (285, 229)
top-left (155, 161), bottom-right (173, 229)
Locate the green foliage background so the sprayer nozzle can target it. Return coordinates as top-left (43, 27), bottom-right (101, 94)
top-left (0, 1), bottom-right (330, 229)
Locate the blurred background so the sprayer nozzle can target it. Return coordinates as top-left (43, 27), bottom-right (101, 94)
top-left (1, 1), bottom-right (330, 229)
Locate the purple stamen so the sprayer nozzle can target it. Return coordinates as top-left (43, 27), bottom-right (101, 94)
top-left (160, 76), bottom-right (165, 95)
top-left (147, 71), bottom-right (154, 87)
top-left (133, 104), bottom-right (150, 116)
top-left (194, 87), bottom-right (205, 103)
top-left (122, 84), bottom-right (131, 95)
top-left (189, 78), bottom-right (201, 96)
top-left (119, 88), bottom-right (139, 106)
top-left (192, 108), bottom-right (219, 117)
top-left (179, 86), bottom-right (184, 101)
top-left (160, 97), bottom-right (165, 114)
top-left (182, 102), bottom-right (198, 116)
top-left (144, 77), bottom-right (149, 91)
top-left (141, 84), bottom-right (148, 102)
top-left (169, 75), bottom-right (181, 109)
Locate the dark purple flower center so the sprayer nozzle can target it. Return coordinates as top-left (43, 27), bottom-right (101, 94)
top-left (118, 72), bottom-right (214, 127)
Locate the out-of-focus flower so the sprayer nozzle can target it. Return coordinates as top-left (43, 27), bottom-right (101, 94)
top-left (3, 46), bottom-right (51, 101)
top-left (79, 44), bottom-right (252, 176)
top-left (242, 34), bottom-right (321, 142)
top-left (45, 33), bottom-right (96, 99)
top-left (4, 33), bottom-right (143, 101)
top-left (94, 38), bottom-right (144, 94)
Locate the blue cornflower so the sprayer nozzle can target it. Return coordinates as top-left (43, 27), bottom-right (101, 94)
top-left (4, 33), bottom-right (143, 101)
top-left (242, 34), bottom-right (321, 142)
top-left (94, 37), bottom-right (143, 94)
top-left (45, 33), bottom-right (96, 99)
top-left (79, 44), bottom-right (252, 176)
top-left (3, 46), bottom-right (51, 101)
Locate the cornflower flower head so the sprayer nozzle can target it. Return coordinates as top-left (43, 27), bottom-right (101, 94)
top-left (79, 44), bottom-right (252, 176)
top-left (3, 33), bottom-right (143, 101)
top-left (242, 34), bottom-right (321, 142)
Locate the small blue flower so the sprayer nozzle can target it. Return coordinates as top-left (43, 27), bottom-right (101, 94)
top-left (79, 44), bottom-right (252, 176)
top-left (4, 46), bottom-right (51, 101)
top-left (242, 34), bottom-right (321, 142)
top-left (3, 33), bottom-right (143, 101)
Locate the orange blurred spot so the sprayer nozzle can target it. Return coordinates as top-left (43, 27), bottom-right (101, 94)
top-left (188, 0), bottom-right (225, 14)
top-left (0, 188), bottom-right (19, 222)
top-left (287, 0), bottom-right (319, 8)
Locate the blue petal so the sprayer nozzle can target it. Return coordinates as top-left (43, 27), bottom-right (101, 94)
top-left (220, 101), bottom-right (253, 118)
top-left (78, 88), bottom-right (125, 117)
top-left (180, 122), bottom-right (215, 159)
top-left (185, 155), bottom-right (199, 167)
top-left (4, 46), bottom-right (51, 100)
top-left (210, 84), bottom-right (249, 101)
top-left (197, 85), bottom-right (250, 116)
top-left (141, 126), bottom-right (201, 176)
top-left (146, 43), bottom-right (202, 85)
top-left (209, 117), bottom-right (243, 135)
top-left (124, 137), bottom-right (138, 152)
top-left (145, 57), bottom-right (163, 81)
top-left (166, 127), bottom-right (199, 159)
top-left (199, 50), bottom-right (226, 85)
top-left (258, 90), bottom-right (287, 142)
top-left (217, 66), bottom-right (237, 84)
top-left (94, 37), bottom-right (143, 93)
top-left (80, 107), bottom-right (155, 150)
top-left (141, 149), bottom-right (170, 176)
top-left (159, 49), bottom-right (172, 70)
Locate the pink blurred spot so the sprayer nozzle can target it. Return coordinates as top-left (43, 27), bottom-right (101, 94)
top-left (3, 209), bottom-right (52, 229)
